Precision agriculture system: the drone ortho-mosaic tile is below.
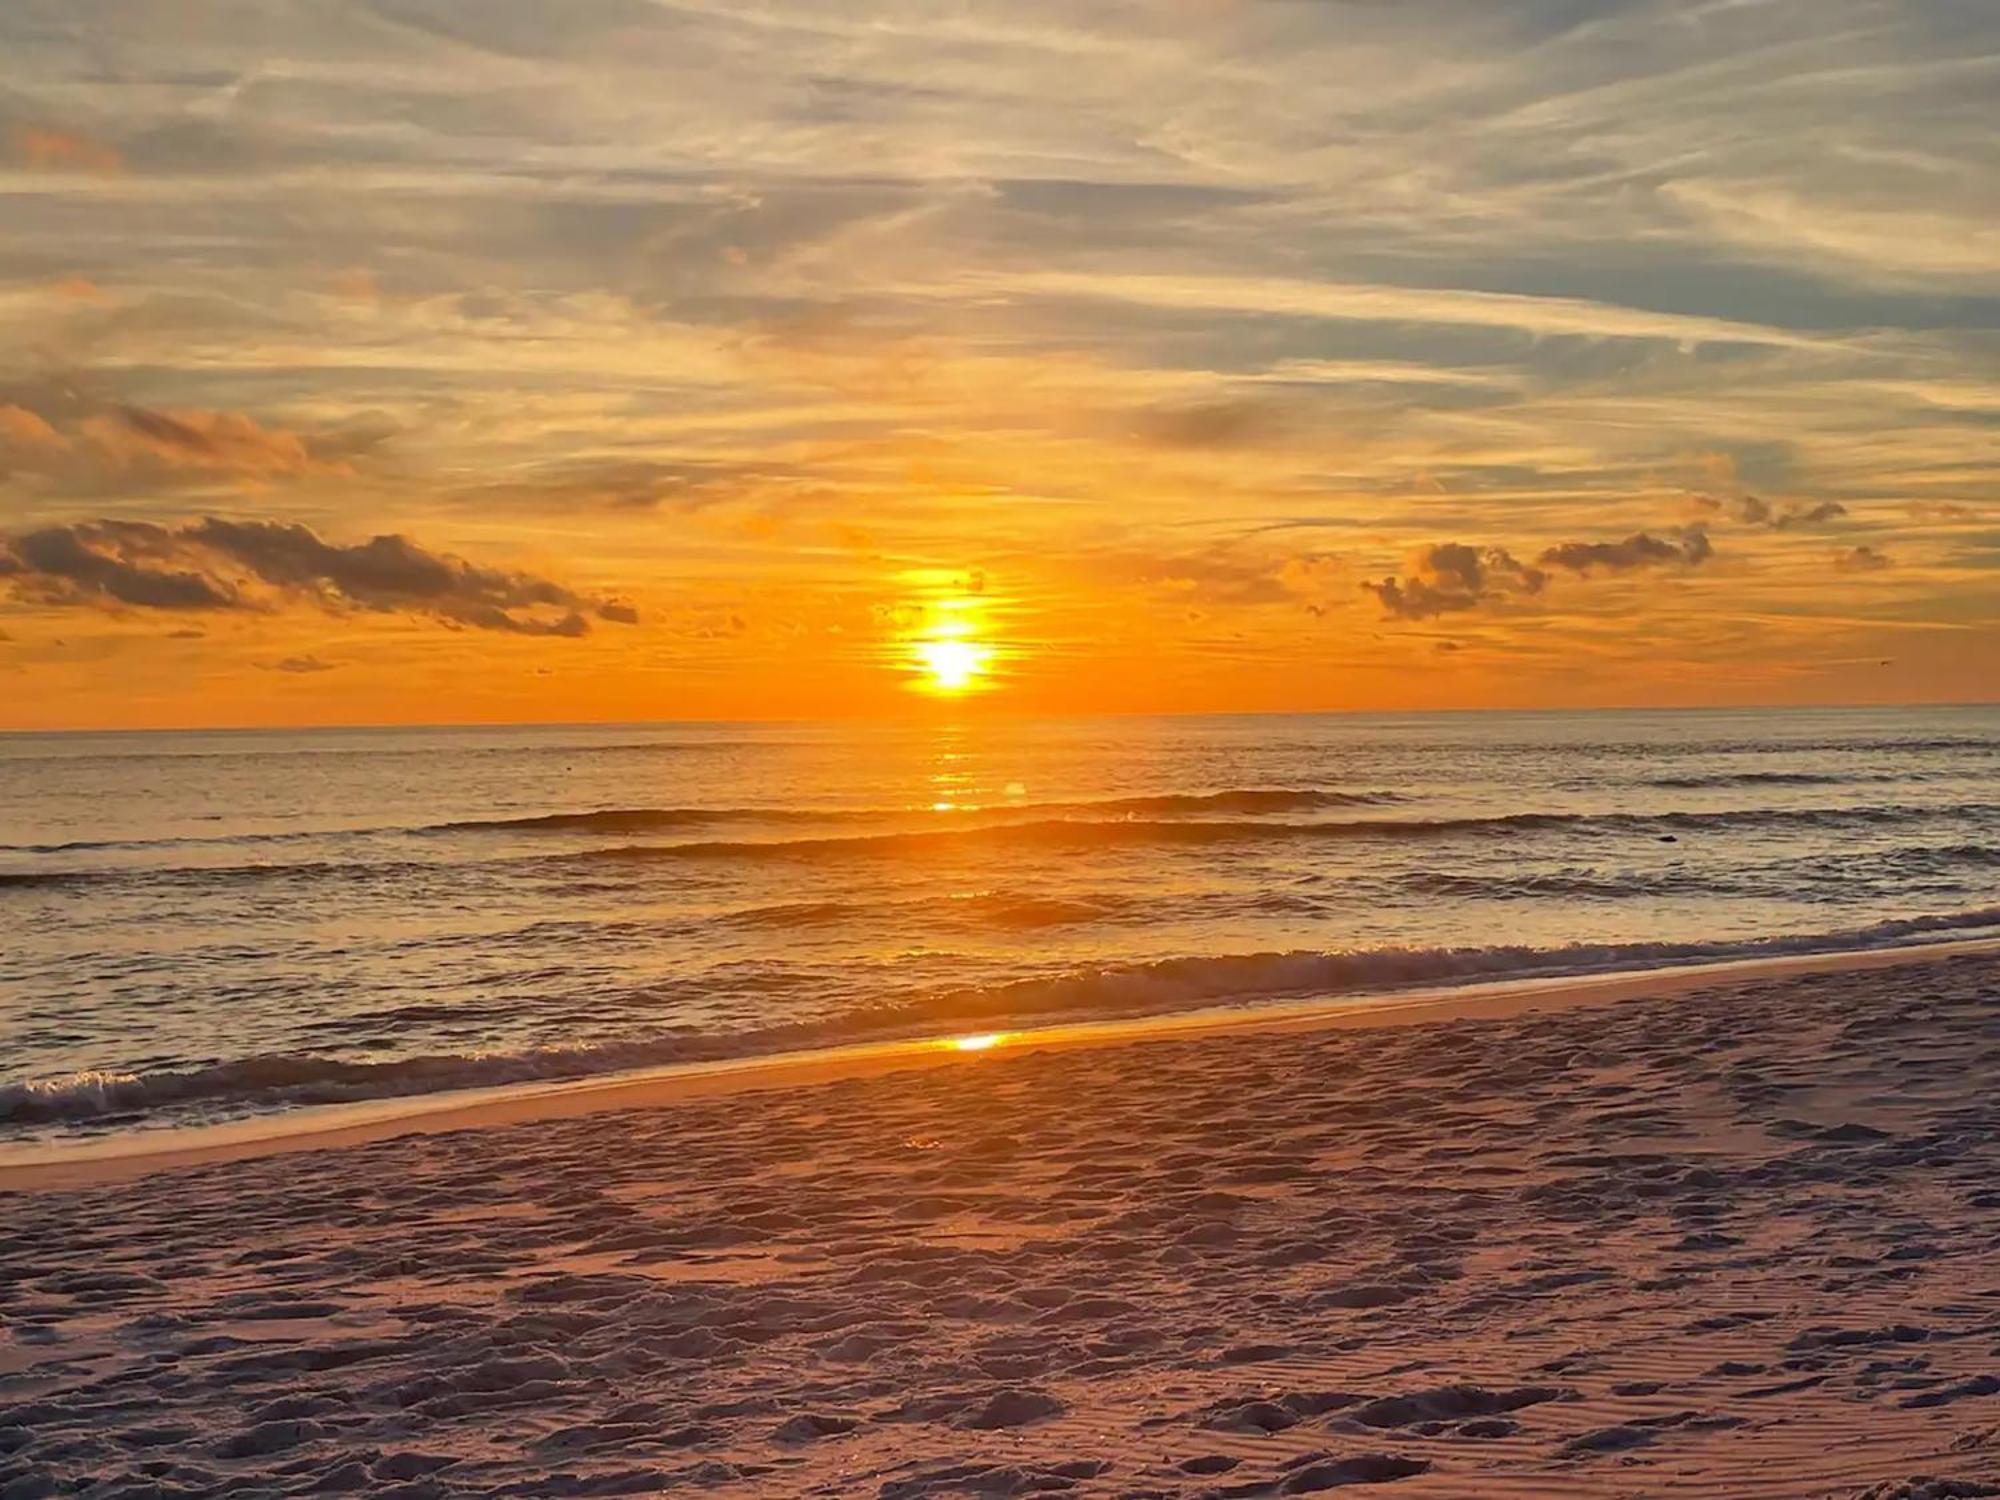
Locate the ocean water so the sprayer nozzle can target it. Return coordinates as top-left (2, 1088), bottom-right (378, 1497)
top-left (2, 706), bottom-right (1996, 1143)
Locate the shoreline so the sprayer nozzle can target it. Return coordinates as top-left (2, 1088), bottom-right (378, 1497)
top-left (8, 944), bottom-right (1997, 1495)
top-left (7, 932), bottom-right (1996, 1194)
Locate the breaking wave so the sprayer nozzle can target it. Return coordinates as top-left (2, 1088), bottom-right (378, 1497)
top-left (6, 906), bottom-right (1996, 1129)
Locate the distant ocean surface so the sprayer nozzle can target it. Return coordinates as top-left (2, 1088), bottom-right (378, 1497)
top-left (2, 706), bottom-right (1996, 1144)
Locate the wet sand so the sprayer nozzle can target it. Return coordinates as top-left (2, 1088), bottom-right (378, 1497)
top-left (4, 946), bottom-right (1999, 1497)
top-left (4, 938), bottom-right (1995, 1193)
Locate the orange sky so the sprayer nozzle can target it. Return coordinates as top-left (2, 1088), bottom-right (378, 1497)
top-left (1, 3), bottom-right (1995, 729)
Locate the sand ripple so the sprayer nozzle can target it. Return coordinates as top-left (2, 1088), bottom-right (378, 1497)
top-left (4, 953), bottom-right (1999, 1496)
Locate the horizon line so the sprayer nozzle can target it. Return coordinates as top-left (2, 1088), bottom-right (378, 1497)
top-left (3, 696), bottom-right (1996, 738)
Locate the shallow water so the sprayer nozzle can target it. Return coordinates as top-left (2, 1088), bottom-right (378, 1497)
top-left (2, 705), bottom-right (1995, 1140)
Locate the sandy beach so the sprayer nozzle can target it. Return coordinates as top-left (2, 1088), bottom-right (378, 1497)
top-left (7, 0), bottom-right (1997, 1491)
top-left (5, 946), bottom-right (1999, 1498)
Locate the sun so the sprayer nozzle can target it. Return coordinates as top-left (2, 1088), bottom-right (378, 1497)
top-left (914, 636), bottom-right (990, 694)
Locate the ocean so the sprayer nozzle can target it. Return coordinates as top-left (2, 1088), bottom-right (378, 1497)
top-left (2, 705), bottom-right (1995, 1144)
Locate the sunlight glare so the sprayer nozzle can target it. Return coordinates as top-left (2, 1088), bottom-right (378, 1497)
top-left (915, 636), bottom-right (990, 694)
top-left (947, 1032), bottom-right (1008, 1052)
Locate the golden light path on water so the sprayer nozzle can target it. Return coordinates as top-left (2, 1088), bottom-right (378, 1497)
top-left (946, 1032), bottom-right (1009, 1053)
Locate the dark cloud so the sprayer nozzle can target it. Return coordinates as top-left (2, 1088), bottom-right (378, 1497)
top-left (0, 517), bottom-right (637, 636)
top-left (1767, 499), bottom-right (1847, 530)
top-left (1536, 528), bottom-right (1712, 576)
top-left (1538, 526), bottom-right (1712, 574)
top-left (0, 521), bottom-right (240, 610)
top-left (268, 654), bottom-right (336, 673)
top-left (1704, 494), bottom-right (1847, 530)
top-left (1833, 544), bottom-right (1892, 572)
top-left (1365, 526), bottom-right (1713, 622)
top-left (1362, 542), bottom-right (1547, 620)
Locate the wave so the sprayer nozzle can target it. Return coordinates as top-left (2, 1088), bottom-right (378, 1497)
top-left (1493, 735), bottom-right (1996, 758)
top-left (431, 787), bottom-right (1398, 835)
top-left (0, 735), bottom-right (752, 769)
top-left (714, 890), bottom-right (1123, 932)
top-left (0, 787), bottom-right (1402, 854)
top-left (2, 829), bottom-right (372, 856)
top-left (0, 858), bottom-right (436, 892)
top-left (1393, 868), bottom-right (1732, 900)
top-left (8, 906), bottom-right (1997, 1129)
top-left (429, 806), bottom-right (843, 835)
top-left (0, 806), bottom-right (816, 853)
top-left (578, 801), bottom-right (1989, 865)
top-left (1395, 839), bottom-right (2000, 903)
top-left (4, 800), bottom-right (1987, 891)
top-left (1062, 788), bottom-right (1401, 815)
top-left (1640, 771), bottom-right (1871, 790)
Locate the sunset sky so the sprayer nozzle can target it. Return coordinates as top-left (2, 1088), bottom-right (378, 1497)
top-left (1, 0), bottom-right (1994, 728)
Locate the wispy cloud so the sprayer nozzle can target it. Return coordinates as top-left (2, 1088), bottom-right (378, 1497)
top-left (0, 0), bottom-right (1993, 717)
top-left (948, 269), bottom-right (1824, 350)
top-left (6, 124), bottom-right (122, 175)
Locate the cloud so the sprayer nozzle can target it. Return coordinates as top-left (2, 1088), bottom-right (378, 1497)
top-left (961, 270), bottom-right (1816, 351)
top-left (1363, 542), bottom-right (1547, 620)
top-left (6, 124), bottom-right (122, 175)
top-left (0, 517), bottom-right (638, 636)
top-left (1084, 540), bottom-right (1343, 608)
top-left (268, 654), bottom-right (336, 673)
top-left (0, 395), bottom-right (384, 493)
top-left (0, 404), bottom-right (68, 452)
top-left (1768, 500), bottom-right (1847, 531)
top-left (1130, 398), bottom-right (1286, 450)
top-left (79, 406), bottom-right (349, 480)
top-left (1365, 526), bottom-right (1713, 621)
top-left (1689, 492), bottom-right (1847, 531)
top-left (0, 0), bottom-right (1993, 713)
top-left (1662, 180), bottom-right (2000, 290)
top-left (1735, 496), bottom-right (1846, 530)
top-left (1539, 527), bottom-right (1712, 575)
top-left (465, 458), bottom-right (773, 512)
top-left (1833, 545), bottom-right (1892, 573)
top-left (0, 523), bottom-right (239, 610)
